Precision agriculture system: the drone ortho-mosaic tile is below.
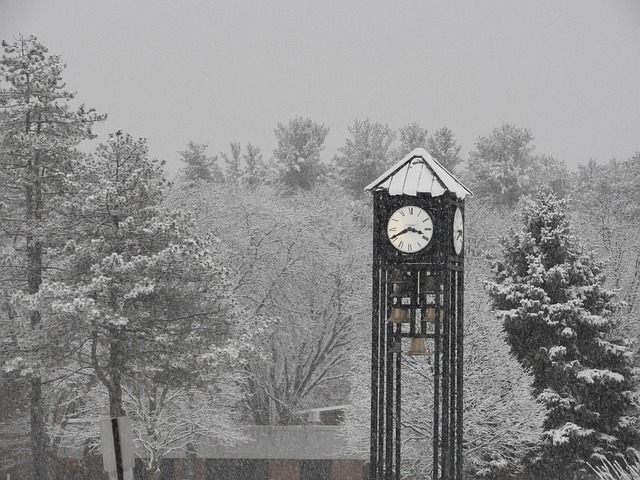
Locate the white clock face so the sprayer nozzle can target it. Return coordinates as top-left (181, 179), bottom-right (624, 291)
top-left (453, 207), bottom-right (464, 255)
top-left (387, 206), bottom-right (433, 253)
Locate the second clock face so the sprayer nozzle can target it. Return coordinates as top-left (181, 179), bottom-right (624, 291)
top-left (387, 206), bottom-right (433, 253)
top-left (453, 207), bottom-right (464, 255)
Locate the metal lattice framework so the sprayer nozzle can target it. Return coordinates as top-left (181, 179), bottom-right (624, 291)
top-left (366, 149), bottom-right (471, 480)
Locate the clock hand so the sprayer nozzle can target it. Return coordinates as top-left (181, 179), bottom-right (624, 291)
top-left (391, 226), bottom-right (429, 241)
top-left (389, 228), bottom-right (410, 240)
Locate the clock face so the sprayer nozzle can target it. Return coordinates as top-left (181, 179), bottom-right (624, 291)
top-left (387, 206), bottom-right (433, 253)
top-left (453, 207), bottom-right (464, 255)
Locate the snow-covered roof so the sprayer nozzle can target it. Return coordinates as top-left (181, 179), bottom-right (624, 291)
top-left (364, 148), bottom-right (473, 199)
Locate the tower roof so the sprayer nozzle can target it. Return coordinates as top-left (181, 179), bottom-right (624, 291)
top-left (364, 148), bottom-right (473, 199)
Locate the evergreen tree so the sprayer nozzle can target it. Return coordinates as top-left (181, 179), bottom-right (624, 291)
top-left (334, 118), bottom-right (396, 198)
top-left (272, 117), bottom-right (329, 191)
top-left (397, 122), bottom-right (428, 156)
top-left (37, 131), bottom-right (235, 416)
top-left (242, 142), bottom-right (265, 188)
top-left (28, 131), bottom-right (242, 479)
top-left (220, 141), bottom-right (242, 183)
top-left (426, 127), bottom-right (462, 174)
top-left (467, 124), bottom-right (567, 205)
top-left (179, 140), bottom-right (223, 183)
top-left (487, 192), bottom-right (640, 478)
top-left (220, 142), bottom-right (265, 188)
top-left (0, 35), bottom-right (105, 479)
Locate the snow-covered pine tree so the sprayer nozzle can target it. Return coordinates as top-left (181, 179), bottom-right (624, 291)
top-left (397, 122), bottom-right (428, 156)
top-left (32, 131), bottom-right (244, 479)
top-left (272, 117), bottom-right (329, 192)
top-left (425, 127), bottom-right (463, 174)
top-left (179, 140), bottom-right (223, 183)
top-left (220, 142), bottom-right (243, 183)
top-left (334, 118), bottom-right (396, 198)
top-left (0, 35), bottom-right (105, 479)
top-left (467, 124), bottom-right (567, 206)
top-left (242, 142), bottom-right (265, 188)
top-left (487, 191), bottom-right (640, 478)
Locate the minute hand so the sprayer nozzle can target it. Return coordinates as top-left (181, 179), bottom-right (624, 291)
top-left (390, 227), bottom-right (424, 240)
top-left (389, 228), bottom-right (410, 240)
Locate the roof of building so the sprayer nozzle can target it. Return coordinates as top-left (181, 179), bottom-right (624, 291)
top-left (198, 425), bottom-right (364, 460)
top-left (58, 425), bottom-right (364, 460)
top-left (364, 147), bottom-right (473, 199)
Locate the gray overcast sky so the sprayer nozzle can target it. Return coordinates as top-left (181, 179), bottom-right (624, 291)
top-left (2, 0), bottom-right (639, 174)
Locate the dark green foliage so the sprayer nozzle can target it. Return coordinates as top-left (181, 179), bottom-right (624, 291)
top-left (487, 192), bottom-right (640, 478)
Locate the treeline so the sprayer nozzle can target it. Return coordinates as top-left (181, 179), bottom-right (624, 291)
top-left (177, 114), bottom-right (638, 208)
top-left (180, 118), bottom-right (463, 195)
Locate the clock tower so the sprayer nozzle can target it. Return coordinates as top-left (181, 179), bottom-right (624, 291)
top-left (365, 148), bottom-right (472, 480)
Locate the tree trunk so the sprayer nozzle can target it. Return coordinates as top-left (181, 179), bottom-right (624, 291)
top-left (30, 376), bottom-right (50, 480)
top-left (109, 325), bottom-right (126, 417)
top-left (26, 155), bottom-right (50, 480)
top-left (185, 443), bottom-right (197, 480)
